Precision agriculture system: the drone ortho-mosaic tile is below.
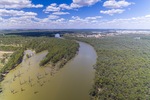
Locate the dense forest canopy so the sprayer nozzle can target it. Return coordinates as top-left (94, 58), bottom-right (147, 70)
top-left (67, 34), bottom-right (150, 100)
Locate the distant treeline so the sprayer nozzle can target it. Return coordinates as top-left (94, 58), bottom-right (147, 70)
top-left (66, 34), bottom-right (150, 100)
top-left (4, 31), bottom-right (74, 37)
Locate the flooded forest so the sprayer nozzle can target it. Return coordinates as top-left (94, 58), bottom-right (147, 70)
top-left (0, 32), bottom-right (97, 100)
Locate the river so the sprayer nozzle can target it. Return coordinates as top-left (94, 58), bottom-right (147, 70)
top-left (0, 41), bottom-right (97, 100)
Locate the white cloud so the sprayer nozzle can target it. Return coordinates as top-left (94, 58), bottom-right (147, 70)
top-left (68, 16), bottom-right (104, 28)
top-left (44, 3), bottom-right (73, 13)
top-left (0, 0), bottom-right (43, 9)
top-left (103, 0), bottom-right (133, 8)
top-left (101, 0), bottom-right (133, 16)
top-left (44, 3), bottom-right (60, 12)
top-left (0, 9), bottom-right (37, 17)
top-left (48, 15), bottom-right (59, 19)
top-left (85, 16), bottom-right (102, 20)
top-left (100, 9), bottom-right (125, 15)
top-left (0, 17), bottom-right (3, 22)
top-left (59, 4), bottom-right (72, 10)
top-left (70, 3), bottom-right (82, 8)
top-left (56, 18), bottom-right (65, 22)
top-left (68, 15), bottom-right (150, 29)
top-left (1, 9), bottom-right (150, 29)
top-left (0, 16), bottom-right (41, 29)
top-left (70, 16), bottom-right (102, 23)
top-left (145, 15), bottom-right (150, 18)
top-left (37, 15), bottom-right (60, 23)
top-left (72, 16), bottom-right (81, 20)
top-left (45, 0), bottom-right (100, 13)
top-left (52, 11), bottom-right (70, 15)
top-left (100, 15), bottom-right (150, 29)
top-left (44, 3), bottom-right (77, 13)
top-left (72, 0), bottom-right (100, 7)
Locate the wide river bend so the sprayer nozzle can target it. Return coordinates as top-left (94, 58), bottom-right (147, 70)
top-left (0, 41), bottom-right (97, 100)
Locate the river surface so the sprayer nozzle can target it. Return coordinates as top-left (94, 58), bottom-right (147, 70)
top-left (0, 42), bottom-right (97, 100)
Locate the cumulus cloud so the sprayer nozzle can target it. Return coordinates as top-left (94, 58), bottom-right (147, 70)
top-left (101, 0), bottom-right (134, 16)
top-left (145, 15), bottom-right (150, 18)
top-left (0, 15), bottom-right (41, 29)
top-left (103, 0), bottom-right (133, 8)
top-left (48, 15), bottom-right (59, 19)
top-left (44, 3), bottom-right (70, 13)
top-left (0, 0), bottom-right (148, 29)
top-left (52, 12), bottom-right (70, 15)
top-left (70, 16), bottom-right (102, 23)
top-left (101, 15), bottom-right (150, 29)
top-left (0, 0), bottom-right (43, 9)
top-left (44, 3), bottom-right (60, 12)
top-left (68, 15), bottom-right (150, 29)
top-left (85, 16), bottom-right (102, 20)
top-left (72, 16), bottom-right (81, 20)
top-left (72, 0), bottom-right (100, 7)
top-left (0, 9), bottom-right (37, 17)
top-left (100, 9), bottom-right (125, 15)
top-left (0, 14), bottom-right (150, 29)
top-left (0, 0), bottom-right (42, 29)
top-left (56, 18), bottom-right (65, 22)
top-left (59, 4), bottom-right (72, 10)
top-left (44, 0), bottom-right (100, 13)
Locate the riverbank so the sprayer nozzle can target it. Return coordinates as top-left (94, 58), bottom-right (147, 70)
top-left (0, 41), bottom-right (97, 100)
top-left (70, 35), bottom-right (150, 99)
top-left (0, 51), bottom-right (13, 68)
top-left (0, 37), bottom-right (79, 96)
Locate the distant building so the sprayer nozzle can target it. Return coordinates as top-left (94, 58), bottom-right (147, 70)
top-left (55, 34), bottom-right (61, 38)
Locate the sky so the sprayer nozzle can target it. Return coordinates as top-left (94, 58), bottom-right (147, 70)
top-left (0, 0), bottom-right (150, 29)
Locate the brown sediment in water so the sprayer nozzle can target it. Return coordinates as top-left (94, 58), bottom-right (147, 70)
top-left (0, 42), bottom-right (97, 100)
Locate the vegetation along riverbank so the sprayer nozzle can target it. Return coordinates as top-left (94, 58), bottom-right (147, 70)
top-left (66, 34), bottom-right (150, 99)
top-left (0, 35), bottom-right (79, 93)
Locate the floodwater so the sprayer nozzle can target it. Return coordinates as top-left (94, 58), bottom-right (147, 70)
top-left (0, 42), bottom-right (97, 100)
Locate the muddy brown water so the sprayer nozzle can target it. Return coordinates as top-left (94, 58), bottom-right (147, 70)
top-left (0, 42), bottom-right (97, 100)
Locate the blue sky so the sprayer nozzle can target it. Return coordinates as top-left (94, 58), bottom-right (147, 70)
top-left (0, 0), bottom-right (150, 29)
